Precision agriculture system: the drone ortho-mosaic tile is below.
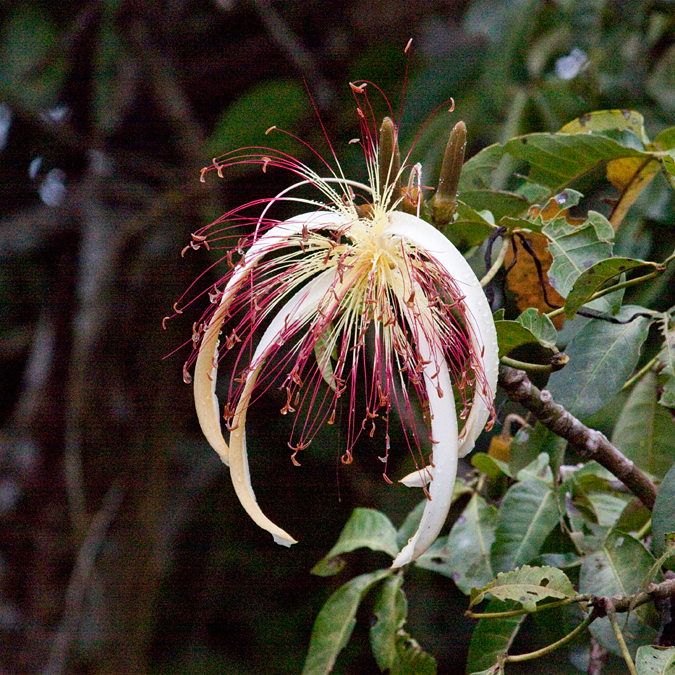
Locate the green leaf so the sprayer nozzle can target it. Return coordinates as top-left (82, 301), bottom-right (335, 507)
top-left (614, 498), bottom-right (652, 535)
top-left (656, 317), bottom-right (675, 407)
top-left (654, 127), bottom-right (675, 152)
top-left (547, 305), bottom-right (652, 420)
top-left (440, 200), bottom-right (495, 247)
top-left (515, 453), bottom-right (553, 484)
top-left (510, 424), bottom-right (566, 478)
top-left (635, 646), bottom-right (675, 675)
top-left (391, 632), bottom-right (437, 675)
top-left (311, 508), bottom-right (400, 576)
top-left (491, 479), bottom-right (561, 573)
top-left (579, 530), bottom-right (659, 657)
top-left (494, 321), bottom-right (542, 359)
top-left (494, 308), bottom-right (557, 359)
top-left (302, 569), bottom-right (391, 675)
top-left (370, 574), bottom-right (407, 672)
top-left (661, 155), bottom-right (675, 193)
top-left (471, 452), bottom-right (512, 479)
top-left (560, 110), bottom-right (651, 145)
top-left (460, 143), bottom-right (505, 190)
top-left (503, 132), bottom-right (650, 194)
top-left (206, 80), bottom-right (308, 160)
top-left (610, 371), bottom-right (675, 480)
top-left (515, 308), bottom-right (557, 349)
top-left (467, 668), bottom-right (502, 675)
top-left (635, 541), bottom-right (675, 603)
top-left (543, 211), bottom-right (614, 299)
top-left (469, 565), bottom-right (575, 612)
top-left (459, 190), bottom-right (530, 220)
top-left (465, 600), bottom-right (526, 674)
top-left (416, 494), bottom-right (497, 595)
top-left (586, 493), bottom-right (633, 528)
top-left (565, 258), bottom-right (656, 320)
top-left (652, 463), bottom-right (675, 560)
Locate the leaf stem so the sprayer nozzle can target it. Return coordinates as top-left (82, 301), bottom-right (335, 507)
top-left (545, 269), bottom-right (663, 322)
top-left (587, 269), bottom-right (661, 303)
top-left (500, 356), bottom-right (552, 373)
top-left (606, 600), bottom-right (639, 675)
top-left (466, 595), bottom-right (591, 619)
top-left (504, 612), bottom-right (594, 663)
top-left (635, 518), bottom-right (651, 541)
top-left (620, 355), bottom-right (659, 391)
top-left (481, 236), bottom-right (511, 288)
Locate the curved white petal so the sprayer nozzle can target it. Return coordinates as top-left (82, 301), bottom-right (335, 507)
top-left (194, 211), bottom-right (350, 467)
top-left (228, 269), bottom-right (337, 546)
top-left (384, 211), bottom-right (498, 458)
top-left (194, 308), bottom-right (230, 464)
top-left (399, 467), bottom-right (433, 487)
top-left (391, 328), bottom-right (458, 568)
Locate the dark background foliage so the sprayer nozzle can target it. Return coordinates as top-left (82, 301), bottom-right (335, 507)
top-left (1, 0), bottom-right (674, 673)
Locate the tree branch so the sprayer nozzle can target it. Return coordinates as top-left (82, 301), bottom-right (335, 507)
top-left (498, 365), bottom-right (658, 510)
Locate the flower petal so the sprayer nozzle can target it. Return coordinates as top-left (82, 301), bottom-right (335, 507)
top-left (228, 269), bottom-right (337, 546)
top-left (194, 308), bottom-right (230, 464)
top-left (391, 325), bottom-right (458, 568)
top-left (194, 211), bottom-right (348, 467)
top-left (384, 211), bottom-right (498, 457)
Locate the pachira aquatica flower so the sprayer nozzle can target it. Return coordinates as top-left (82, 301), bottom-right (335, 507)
top-left (176, 84), bottom-right (498, 568)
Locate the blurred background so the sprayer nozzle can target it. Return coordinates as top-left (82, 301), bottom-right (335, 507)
top-left (1, 0), bottom-right (675, 673)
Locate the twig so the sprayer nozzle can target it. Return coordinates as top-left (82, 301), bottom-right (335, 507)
top-left (546, 268), bottom-right (663, 322)
top-left (466, 594), bottom-right (592, 619)
top-left (43, 484), bottom-right (124, 675)
top-left (498, 365), bottom-right (658, 509)
top-left (621, 355), bottom-right (659, 391)
top-left (610, 578), bottom-right (675, 614)
top-left (504, 612), bottom-right (595, 663)
top-left (500, 355), bottom-right (553, 374)
top-left (605, 599), bottom-right (639, 675)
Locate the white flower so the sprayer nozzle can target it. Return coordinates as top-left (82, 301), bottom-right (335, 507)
top-left (180, 88), bottom-right (498, 567)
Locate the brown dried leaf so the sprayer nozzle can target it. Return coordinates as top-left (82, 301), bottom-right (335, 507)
top-left (504, 233), bottom-right (565, 329)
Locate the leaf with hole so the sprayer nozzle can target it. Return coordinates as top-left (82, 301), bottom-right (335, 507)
top-left (560, 110), bottom-right (650, 144)
top-left (469, 565), bottom-right (575, 612)
top-left (635, 646), bottom-right (675, 675)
